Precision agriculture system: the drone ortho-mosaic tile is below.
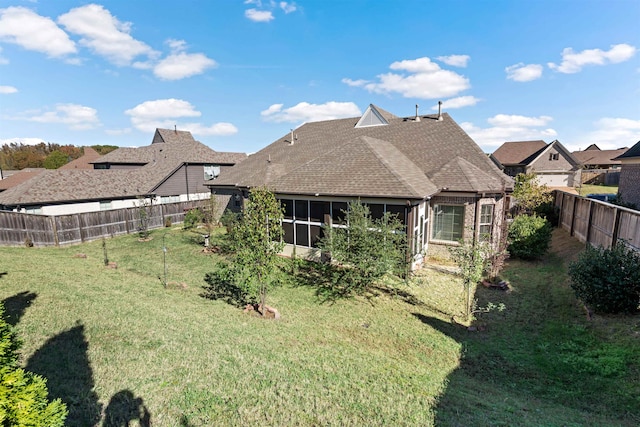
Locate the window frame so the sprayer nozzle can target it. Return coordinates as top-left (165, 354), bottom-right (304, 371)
top-left (431, 204), bottom-right (465, 243)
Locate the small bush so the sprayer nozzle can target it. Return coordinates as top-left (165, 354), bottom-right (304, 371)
top-left (183, 209), bottom-right (203, 230)
top-left (507, 215), bottom-right (552, 259)
top-left (164, 218), bottom-right (172, 228)
top-left (568, 243), bottom-right (640, 314)
top-left (534, 201), bottom-right (560, 227)
top-left (0, 303), bottom-right (68, 426)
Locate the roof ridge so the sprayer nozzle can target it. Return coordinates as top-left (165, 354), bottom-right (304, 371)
top-left (361, 136), bottom-right (431, 197)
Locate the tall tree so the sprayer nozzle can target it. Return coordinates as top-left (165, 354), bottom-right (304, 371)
top-left (44, 150), bottom-right (69, 169)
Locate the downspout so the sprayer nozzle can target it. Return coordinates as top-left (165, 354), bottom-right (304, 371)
top-left (406, 202), bottom-right (414, 265)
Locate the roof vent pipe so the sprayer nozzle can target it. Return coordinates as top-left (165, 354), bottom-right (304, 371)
top-left (437, 101), bottom-right (443, 121)
top-left (290, 128), bottom-right (294, 145)
top-left (415, 104), bottom-right (420, 122)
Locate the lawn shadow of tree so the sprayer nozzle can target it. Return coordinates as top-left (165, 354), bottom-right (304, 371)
top-left (26, 322), bottom-right (102, 427)
top-left (102, 389), bottom-right (151, 427)
top-left (1, 291), bottom-right (37, 326)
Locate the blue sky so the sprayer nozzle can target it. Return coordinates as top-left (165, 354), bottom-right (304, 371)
top-left (0, 0), bottom-right (638, 155)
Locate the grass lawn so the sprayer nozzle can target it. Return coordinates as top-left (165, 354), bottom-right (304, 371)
top-left (0, 227), bottom-right (638, 426)
top-left (578, 184), bottom-right (618, 197)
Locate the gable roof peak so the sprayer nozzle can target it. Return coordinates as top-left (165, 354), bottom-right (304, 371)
top-left (355, 104), bottom-right (398, 128)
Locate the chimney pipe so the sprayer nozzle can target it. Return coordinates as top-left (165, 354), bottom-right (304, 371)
top-left (290, 128), bottom-right (294, 145)
top-left (437, 101), bottom-right (443, 121)
top-left (415, 104), bottom-right (420, 122)
top-left (174, 125), bottom-right (177, 133)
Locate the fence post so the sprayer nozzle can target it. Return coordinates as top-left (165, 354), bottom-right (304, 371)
top-left (585, 200), bottom-right (594, 246)
top-left (569, 195), bottom-right (577, 236)
top-left (611, 207), bottom-right (621, 248)
top-left (50, 216), bottom-right (59, 247)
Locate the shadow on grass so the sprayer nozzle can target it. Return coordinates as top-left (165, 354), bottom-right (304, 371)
top-left (26, 322), bottom-right (102, 427)
top-left (102, 389), bottom-right (151, 427)
top-left (418, 239), bottom-right (640, 426)
top-left (1, 290), bottom-right (37, 326)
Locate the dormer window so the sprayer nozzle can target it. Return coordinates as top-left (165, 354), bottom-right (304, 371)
top-left (204, 165), bottom-right (221, 180)
top-left (355, 105), bottom-right (390, 128)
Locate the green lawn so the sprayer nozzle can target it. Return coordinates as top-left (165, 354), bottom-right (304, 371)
top-left (0, 228), bottom-right (638, 426)
top-left (578, 184), bottom-right (618, 197)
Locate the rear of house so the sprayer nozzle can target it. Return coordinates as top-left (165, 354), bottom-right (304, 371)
top-left (209, 104), bottom-right (513, 269)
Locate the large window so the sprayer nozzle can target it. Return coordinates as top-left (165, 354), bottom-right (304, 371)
top-left (479, 204), bottom-right (494, 242)
top-left (432, 205), bottom-right (464, 242)
top-left (279, 198), bottom-right (407, 248)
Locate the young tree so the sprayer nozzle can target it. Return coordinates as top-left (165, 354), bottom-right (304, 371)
top-left (512, 172), bottom-right (553, 214)
top-left (449, 239), bottom-right (488, 321)
top-left (226, 187), bottom-right (285, 314)
top-left (319, 200), bottom-right (408, 295)
top-left (43, 150), bottom-right (69, 169)
top-left (0, 303), bottom-right (67, 426)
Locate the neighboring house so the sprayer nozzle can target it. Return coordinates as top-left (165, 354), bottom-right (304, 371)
top-left (572, 144), bottom-right (628, 169)
top-left (0, 129), bottom-right (246, 215)
top-left (0, 168), bottom-right (46, 193)
top-left (59, 147), bottom-right (103, 170)
top-left (491, 140), bottom-right (581, 189)
top-left (208, 104), bottom-right (513, 268)
top-left (614, 140), bottom-right (640, 208)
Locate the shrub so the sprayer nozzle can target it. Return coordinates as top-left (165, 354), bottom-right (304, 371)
top-left (507, 215), bottom-right (552, 259)
top-left (24, 237), bottom-right (34, 248)
top-left (219, 209), bottom-right (241, 233)
top-left (568, 244), bottom-right (640, 314)
top-left (534, 200), bottom-right (560, 227)
top-left (0, 303), bottom-right (67, 426)
top-left (183, 208), bottom-right (203, 230)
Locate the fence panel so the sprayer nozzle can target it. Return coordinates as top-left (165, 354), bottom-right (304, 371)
top-left (0, 200), bottom-right (209, 247)
top-left (617, 211), bottom-right (640, 251)
top-left (554, 190), bottom-right (640, 251)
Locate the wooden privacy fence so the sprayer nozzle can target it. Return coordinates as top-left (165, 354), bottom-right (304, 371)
top-left (580, 169), bottom-right (620, 185)
top-left (0, 200), bottom-right (208, 247)
top-left (554, 191), bottom-right (640, 251)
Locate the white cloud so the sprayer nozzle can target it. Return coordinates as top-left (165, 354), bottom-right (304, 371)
top-left (505, 63), bottom-right (543, 82)
top-left (347, 56), bottom-right (470, 99)
top-left (488, 114), bottom-right (553, 127)
top-left (0, 46), bottom-right (7, 64)
top-left (0, 137), bottom-right (46, 146)
top-left (19, 104), bottom-right (101, 130)
top-left (583, 117), bottom-right (640, 150)
top-left (154, 52), bottom-right (217, 80)
top-left (432, 96), bottom-right (480, 110)
top-left (105, 128), bottom-right (132, 136)
top-left (58, 4), bottom-right (157, 66)
top-left (461, 114), bottom-right (557, 152)
top-left (125, 98), bottom-right (237, 136)
top-left (183, 122), bottom-right (238, 136)
top-left (341, 78), bottom-right (368, 87)
top-left (0, 85), bottom-right (18, 94)
top-left (280, 2), bottom-right (297, 13)
top-left (436, 55), bottom-right (470, 67)
top-left (0, 6), bottom-right (76, 58)
top-left (261, 101), bottom-right (361, 123)
top-left (548, 43), bottom-right (637, 74)
top-left (245, 9), bottom-right (274, 22)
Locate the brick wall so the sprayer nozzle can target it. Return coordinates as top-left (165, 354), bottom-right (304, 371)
top-left (619, 164), bottom-right (640, 207)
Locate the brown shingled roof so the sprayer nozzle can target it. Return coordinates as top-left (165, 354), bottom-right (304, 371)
top-left (59, 147), bottom-right (102, 170)
top-left (491, 140), bottom-right (548, 165)
top-left (211, 108), bottom-right (511, 198)
top-left (0, 129), bottom-right (247, 206)
top-left (0, 169), bottom-right (46, 191)
top-left (572, 147), bottom-right (628, 166)
top-left (614, 141), bottom-right (640, 160)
